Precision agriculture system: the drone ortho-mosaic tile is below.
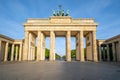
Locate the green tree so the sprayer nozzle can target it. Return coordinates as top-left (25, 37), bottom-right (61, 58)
top-left (62, 55), bottom-right (66, 59)
top-left (71, 49), bottom-right (76, 58)
top-left (45, 48), bottom-right (61, 59)
top-left (62, 48), bottom-right (86, 59)
top-left (84, 48), bottom-right (86, 59)
top-left (55, 53), bottom-right (61, 59)
top-left (45, 48), bottom-right (50, 59)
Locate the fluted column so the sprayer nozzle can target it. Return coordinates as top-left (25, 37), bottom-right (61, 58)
top-left (10, 44), bottom-right (14, 61)
top-left (40, 32), bottom-right (44, 60)
top-left (23, 31), bottom-right (29, 60)
top-left (32, 47), bottom-right (35, 60)
top-left (28, 33), bottom-right (31, 60)
top-left (42, 34), bottom-right (46, 60)
top-left (79, 31), bottom-right (84, 62)
top-left (92, 31), bottom-right (98, 62)
top-left (98, 45), bottom-right (102, 61)
top-left (76, 33), bottom-right (80, 61)
top-left (53, 32), bottom-right (55, 60)
top-left (33, 35), bottom-right (36, 60)
top-left (50, 31), bottom-right (55, 61)
top-left (103, 46), bottom-right (106, 61)
top-left (37, 31), bottom-right (42, 61)
top-left (4, 42), bottom-right (8, 61)
top-left (19, 43), bottom-right (22, 61)
top-left (15, 45), bottom-right (18, 61)
top-left (0, 40), bottom-right (2, 61)
top-left (107, 44), bottom-right (110, 61)
top-left (112, 43), bottom-right (116, 61)
top-left (118, 41), bottom-right (120, 61)
top-left (66, 31), bottom-right (71, 61)
top-left (30, 47), bottom-right (32, 60)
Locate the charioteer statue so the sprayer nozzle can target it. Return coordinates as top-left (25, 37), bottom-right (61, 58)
top-left (52, 5), bottom-right (69, 16)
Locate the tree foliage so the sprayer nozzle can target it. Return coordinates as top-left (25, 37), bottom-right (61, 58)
top-left (55, 53), bottom-right (61, 59)
top-left (45, 48), bottom-right (61, 59)
top-left (45, 48), bottom-right (50, 59)
top-left (71, 49), bottom-right (76, 58)
top-left (62, 48), bottom-right (86, 59)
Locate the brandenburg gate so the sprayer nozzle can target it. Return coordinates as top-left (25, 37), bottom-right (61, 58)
top-left (23, 13), bottom-right (98, 62)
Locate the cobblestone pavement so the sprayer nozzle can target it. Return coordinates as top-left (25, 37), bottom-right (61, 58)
top-left (0, 61), bottom-right (120, 80)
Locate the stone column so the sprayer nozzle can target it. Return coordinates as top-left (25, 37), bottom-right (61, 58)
top-left (30, 47), bottom-right (32, 60)
top-left (92, 31), bottom-right (98, 62)
top-left (15, 45), bottom-right (18, 61)
top-left (42, 34), bottom-right (46, 60)
top-left (76, 33), bottom-right (80, 61)
top-left (50, 31), bottom-right (55, 61)
top-left (118, 41), bottom-right (120, 61)
top-left (37, 31), bottom-right (42, 61)
top-left (86, 35), bottom-right (89, 61)
top-left (86, 32), bottom-right (93, 61)
top-left (32, 47), bottom-right (34, 60)
top-left (107, 44), bottom-right (110, 61)
top-left (10, 44), bottom-right (14, 61)
top-left (66, 31), bottom-right (71, 61)
top-left (53, 32), bottom-right (55, 60)
top-left (79, 31), bottom-right (84, 62)
top-left (32, 47), bottom-right (35, 60)
top-left (19, 43), bottom-right (22, 61)
top-left (98, 45), bottom-right (102, 61)
top-left (0, 40), bottom-right (2, 61)
top-left (28, 33), bottom-right (31, 60)
top-left (40, 32), bottom-right (43, 60)
top-left (103, 46), bottom-right (106, 61)
top-left (23, 31), bottom-right (29, 60)
top-left (33, 35), bottom-right (36, 60)
top-left (112, 43), bottom-right (116, 61)
top-left (4, 42), bottom-right (8, 61)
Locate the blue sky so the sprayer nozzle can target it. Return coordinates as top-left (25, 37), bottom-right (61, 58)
top-left (0, 0), bottom-right (120, 56)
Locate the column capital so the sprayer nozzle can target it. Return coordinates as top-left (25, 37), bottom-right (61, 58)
top-left (50, 30), bottom-right (54, 32)
top-left (79, 30), bottom-right (83, 32)
top-left (112, 42), bottom-right (115, 46)
top-left (67, 30), bottom-right (71, 31)
top-left (106, 44), bottom-right (109, 47)
top-left (92, 30), bottom-right (97, 32)
top-left (92, 30), bottom-right (96, 34)
top-left (38, 30), bottom-right (42, 34)
top-left (66, 30), bottom-right (71, 34)
top-left (24, 30), bottom-right (29, 33)
top-left (98, 44), bottom-right (101, 46)
top-left (50, 30), bottom-right (55, 33)
top-left (50, 31), bottom-right (55, 34)
top-left (66, 30), bottom-right (71, 35)
top-left (38, 30), bottom-right (42, 32)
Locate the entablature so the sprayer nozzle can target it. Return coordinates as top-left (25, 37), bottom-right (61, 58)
top-left (24, 16), bottom-right (98, 27)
